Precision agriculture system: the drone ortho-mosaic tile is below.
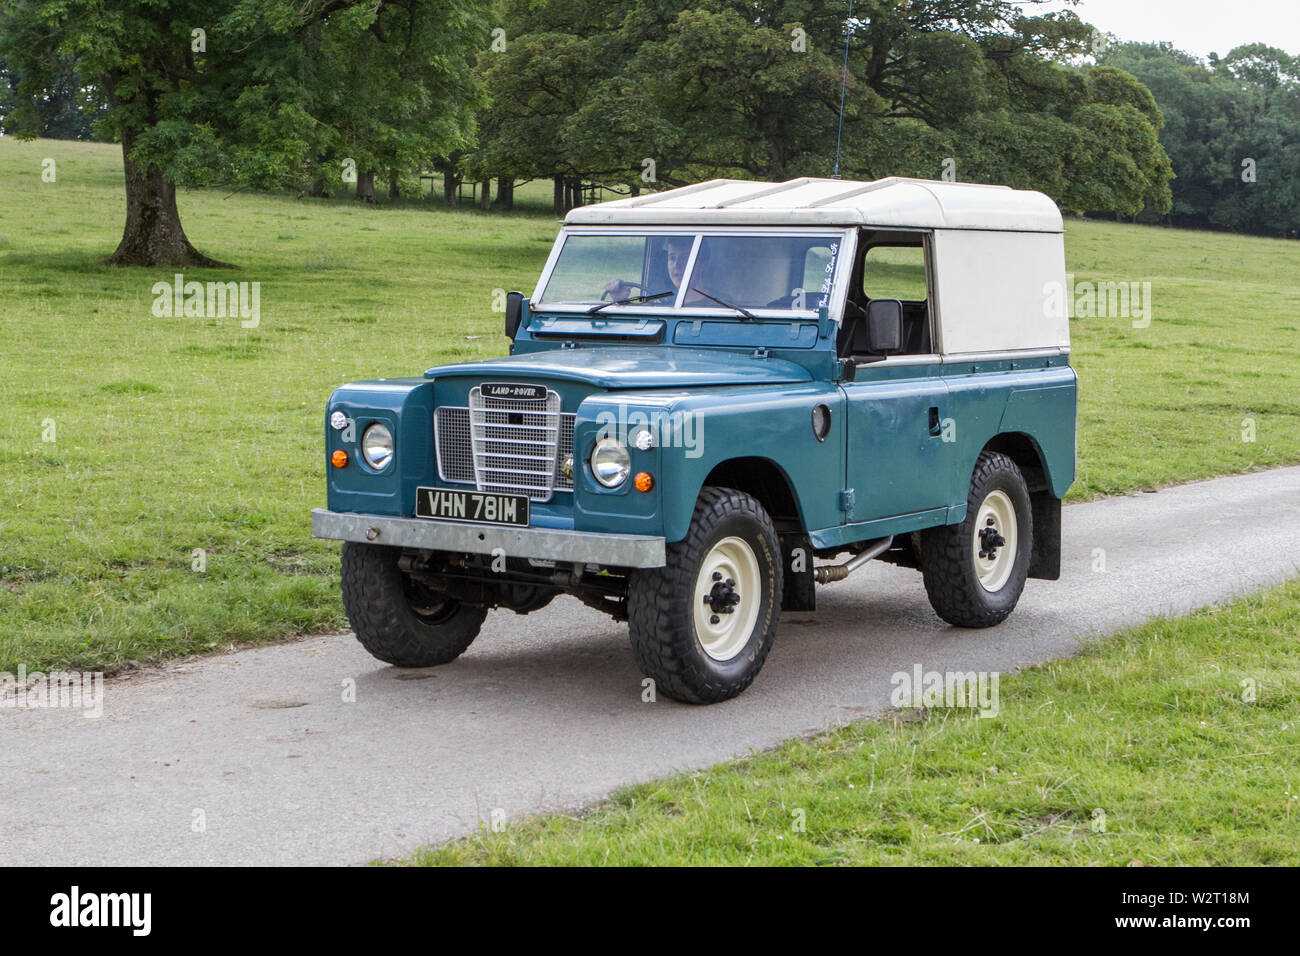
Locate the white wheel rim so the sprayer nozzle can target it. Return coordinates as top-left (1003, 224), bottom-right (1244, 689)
top-left (973, 490), bottom-right (1018, 592)
top-left (693, 536), bottom-right (762, 662)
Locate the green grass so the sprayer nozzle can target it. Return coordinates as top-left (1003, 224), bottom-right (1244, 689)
top-left (407, 579), bottom-right (1300, 866)
top-left (2, 136), bottom-right (1299, 672)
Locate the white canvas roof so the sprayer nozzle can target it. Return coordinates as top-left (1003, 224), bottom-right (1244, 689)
top-left (565, 176), bottom-right (1064, 233)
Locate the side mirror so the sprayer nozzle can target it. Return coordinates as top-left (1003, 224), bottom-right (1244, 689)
top-left (865, 299), bottom-right (903, 354)
top-left (504, 291), bottom-right (526, 339)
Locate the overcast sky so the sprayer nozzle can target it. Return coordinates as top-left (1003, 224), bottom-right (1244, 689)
top-left (1033, 0), bottom-right (1300, 60)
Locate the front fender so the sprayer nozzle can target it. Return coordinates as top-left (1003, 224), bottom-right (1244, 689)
top-left (324, 378), bottom-right (434, 516)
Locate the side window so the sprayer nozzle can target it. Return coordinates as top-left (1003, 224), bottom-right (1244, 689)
top-left (859, 239), bottom-right (932, 355)
top-left (862, 244), bottom-right (928, 302)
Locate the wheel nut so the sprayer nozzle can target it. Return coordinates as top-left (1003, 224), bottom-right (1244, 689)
top-left (710, 615), bottom-right (720, 624)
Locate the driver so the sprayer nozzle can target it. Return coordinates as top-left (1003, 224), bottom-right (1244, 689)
top-left (603, 237), bottom-right (701, 305)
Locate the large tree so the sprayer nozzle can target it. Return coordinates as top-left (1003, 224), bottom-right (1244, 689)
top-left (302, 3), bottom-right (487, 203)
top-left (464, 4), bottom-right (640, 213)
top-left (0, 0), bottom-right (488, 265)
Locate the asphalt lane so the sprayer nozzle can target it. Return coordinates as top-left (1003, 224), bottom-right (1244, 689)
top-left (3, 466), bottom-right (1298, 865)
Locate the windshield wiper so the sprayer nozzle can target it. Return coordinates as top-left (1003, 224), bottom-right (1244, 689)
top-left (690, 288), bottom-right (758, 321)
top-left (586, 290), bottom-right (675, 314)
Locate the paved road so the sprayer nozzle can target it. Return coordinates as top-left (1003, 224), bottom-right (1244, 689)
top-left (3, 467), bottom-right (1298, 866)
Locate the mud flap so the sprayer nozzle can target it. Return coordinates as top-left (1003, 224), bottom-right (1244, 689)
top-left (1028, 491), bottom-right (1061, 580)
top-left (780, 532), bottom-right (816, 611)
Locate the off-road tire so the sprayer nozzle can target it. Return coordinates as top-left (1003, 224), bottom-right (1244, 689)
top-left (627, 487), bottom-right (782, 704)
top-left (920, 451), bottom-right (1032, 628)
top-left (340, 541), bottom-right (487, 666)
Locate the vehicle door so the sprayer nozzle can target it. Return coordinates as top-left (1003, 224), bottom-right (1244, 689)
top-left (840, 231), bottom-right (953, 525)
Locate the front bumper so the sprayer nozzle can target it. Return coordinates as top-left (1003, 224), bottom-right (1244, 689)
top-left (311, 509), bottom-right (666, 568)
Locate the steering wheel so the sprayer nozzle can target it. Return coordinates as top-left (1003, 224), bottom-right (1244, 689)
top-left (600, 280), bottom-right (646, 302)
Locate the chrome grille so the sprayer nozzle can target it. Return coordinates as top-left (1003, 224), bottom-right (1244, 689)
top-left (436, 393), bottom-right (576, 500)
top-left (471, 386), bottom-right (560, 500)
top-left (436, 404), bottom-right (576, 496)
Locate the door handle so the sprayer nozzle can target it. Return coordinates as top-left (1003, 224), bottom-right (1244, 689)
top-left (928, 406), bottom-right (942, 437)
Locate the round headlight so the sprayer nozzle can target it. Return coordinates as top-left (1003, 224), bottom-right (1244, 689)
top-left (361, 423), bottom-right (394, 470)
top-left (590, 436), bottom-right (630, 488)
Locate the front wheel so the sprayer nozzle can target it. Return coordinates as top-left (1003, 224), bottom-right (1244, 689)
top-left (919, 451), bottom-right (1032, 627)
top-left (340, 541), bottom-right (487, 666)
top-left (627, 487), bottom-right (782, 704)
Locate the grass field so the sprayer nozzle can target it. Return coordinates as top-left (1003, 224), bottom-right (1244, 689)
top-left (408, 579), bottom-right (1300, 866)
top-left (2, 136), bottom-right (1298, 673)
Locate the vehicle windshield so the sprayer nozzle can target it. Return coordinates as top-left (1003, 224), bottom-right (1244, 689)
top-left (536, 232), bottom-right (843, 314)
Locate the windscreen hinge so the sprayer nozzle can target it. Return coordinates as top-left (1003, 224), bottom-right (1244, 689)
top-left (751, 347), bottom-right (770, 359)
top-left (560, 340), bottom-right (578, 350)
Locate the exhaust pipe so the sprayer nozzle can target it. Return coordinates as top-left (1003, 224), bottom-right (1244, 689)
top-left (813, 536), bottom-right (894, 584)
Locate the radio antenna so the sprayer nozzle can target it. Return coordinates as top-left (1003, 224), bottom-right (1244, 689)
top-left (833, 0), bottom-right (853, 178)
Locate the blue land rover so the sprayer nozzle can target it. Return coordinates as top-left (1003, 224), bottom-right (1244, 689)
top-left (313, 176), bottom-right (1077, 703)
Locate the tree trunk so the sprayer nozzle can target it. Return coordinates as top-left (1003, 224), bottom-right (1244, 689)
top-left (553, 175), bottom-right (564, 217)
top-left (479, 177), bottom-right (491, 210)
top-left (630, 182), bottom-right (641, 198)
top-left (499, 176), bottom-right (514, 211)
top-left (355, 170), bottom-right (377, 203)
top-left (108, 139), bottom-right (226, 267)
top-left (308, 177), bottom-right (326, 197)
top-left (444, 169), bottom-right (459, 207)
top-left (388, 173), bottom-right (400, 200)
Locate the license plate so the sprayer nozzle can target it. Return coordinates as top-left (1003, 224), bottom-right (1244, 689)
top-left (415, 487), bottom-right (530, 527)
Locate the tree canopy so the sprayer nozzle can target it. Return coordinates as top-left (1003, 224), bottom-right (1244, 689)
top-left (13, 0), bottom-right (1295, 255)
top-left (461, 0), bottom-right (1173, 220)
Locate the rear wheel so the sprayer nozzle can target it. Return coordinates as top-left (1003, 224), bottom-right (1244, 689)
top-left (627, 487), bottom-right (782, 704)
top-left (920, 451), bottom-right (1032, 627)
top-left (340, 541), bottom-right (487, 666)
